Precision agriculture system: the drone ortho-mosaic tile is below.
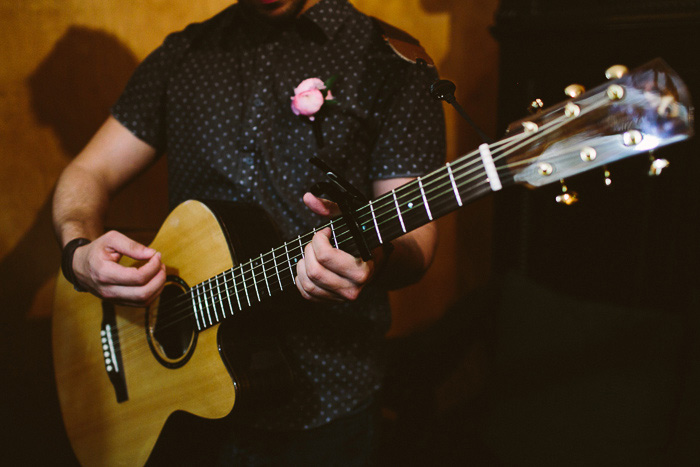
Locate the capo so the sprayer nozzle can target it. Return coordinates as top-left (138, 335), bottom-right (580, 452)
top-left (309, 156), bottom-right (373, 261)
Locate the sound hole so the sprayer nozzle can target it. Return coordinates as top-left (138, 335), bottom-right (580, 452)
top-left (147, 277), bottom-right (197, 368)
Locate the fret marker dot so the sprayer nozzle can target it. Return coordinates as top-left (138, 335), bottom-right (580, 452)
top-left (407, 202), bottom-right (414, 209)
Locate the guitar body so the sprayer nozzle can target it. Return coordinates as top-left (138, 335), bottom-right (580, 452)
top-left (53, 200), bottom-right (293, 466)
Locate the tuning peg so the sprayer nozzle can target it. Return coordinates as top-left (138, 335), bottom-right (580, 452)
top-left (622, 130), bottom-right (643, 146)
top-left (528, 98), bottom-right (544, 114)
top-left (555, 180), bottom-right (579, 205)
top-left (604, 167), bottom-right (612, 186)
top-left (564, 84), bottom-right (585, 98)
top-left (605, 65), bottom-right (629, 80)
top-left (649, 152), bottom-right (670, 176)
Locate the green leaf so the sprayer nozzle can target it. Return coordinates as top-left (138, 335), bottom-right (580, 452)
top-left (324, 75), bottom-right (338, 90)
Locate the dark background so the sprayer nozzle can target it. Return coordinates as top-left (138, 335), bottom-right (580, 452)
top-left (382, 1), bottom-right (700, 465)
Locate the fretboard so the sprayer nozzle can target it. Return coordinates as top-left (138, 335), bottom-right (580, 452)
top-left (188, 142), bottom-right (516, 332)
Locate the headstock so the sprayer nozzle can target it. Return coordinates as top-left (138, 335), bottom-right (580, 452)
top-left (502, 58), bottom-right (693, 189)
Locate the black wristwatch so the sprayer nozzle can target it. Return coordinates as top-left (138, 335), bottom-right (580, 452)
top-left (61, 237), bottom-right (91, 292)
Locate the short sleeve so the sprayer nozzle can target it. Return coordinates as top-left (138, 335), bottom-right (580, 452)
top-left (369, 61), bottom-right (446, 180)
top-left (111, 32), bottom-right (190, 151)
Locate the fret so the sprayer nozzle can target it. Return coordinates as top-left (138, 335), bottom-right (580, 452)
top-left (368, 200), bottom-right (383, 244)
top-left (371, 193), bottom-right (404, 244)
top-left (230, 268), bottom-right (242, 311)
top-left (392, 189), bottom-right (407, 233)
top-left (420, 169), bottom-right (463, 221)
top-left (284, 242), bottom-right (295, 285)
top-left (195, 285), bottom-right (207, 326)
top-left (446, 163), bottom-right (463, 207)
top-left (219, 273), bottom-right (234, 316)
top-left (260, 253), bottom-right (272, 297)
top-left (190, 290), bottom-right (202, 331)
top-left (207, 278), bottom-right (220, 322)
top-left (214, 276), bottom-right (224, 320)
top-left (417, 176), bottom-right (433, 221)
top-left (273, 248), bottom-right (283, 290)
top-left (394, 190), bottom-right (431, 235)
top-left (297, 235), bottom-right (304, 259)
top-left (250, 259), bottom-right (261, 302)
top-left (330, 221), bottom-right (339, 249)
top-left (240, 263), bottom-right (251, 307)
top-left (199, 283), bottom-right (212, 326)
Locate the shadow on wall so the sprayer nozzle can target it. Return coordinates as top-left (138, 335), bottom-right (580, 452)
top-left (0, 26), bottom-right (138, 464)
top-left (28, 25), bottom-right (139, 156)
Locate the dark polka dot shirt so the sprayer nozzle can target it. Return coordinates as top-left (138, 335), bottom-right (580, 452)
top-left (112, 0), bottom-right (445, 430)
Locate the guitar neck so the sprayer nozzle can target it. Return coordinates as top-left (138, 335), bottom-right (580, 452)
top-left (329, 148), bottom-right (509, 257)
top-left (188, 58), bottom-right (694, 331)
top-left (189, 145), bottom-right (509, 331)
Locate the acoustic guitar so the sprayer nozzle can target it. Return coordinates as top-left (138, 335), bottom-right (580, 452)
top-left (53, 59), bottom-right (693, 466)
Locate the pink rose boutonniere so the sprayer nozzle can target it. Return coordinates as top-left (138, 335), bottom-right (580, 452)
top-left (290, 76), bottom-right (337, 121)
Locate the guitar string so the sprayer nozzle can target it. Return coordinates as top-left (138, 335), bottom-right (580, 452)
top-left (111, 105), bottom-right (591, 351)
top-left (166, 100), bottom-right (593, 316)
top-left (113, 180), bottom-right (497, 358)
top-left (112, 167), bottom-right (494, 354)
top-left (111, 131), bottom-right (520, 346)
top-left (112, 97), bottom-right (610, 350)
top-left (111, 131), bottom-right (528, 351)
top-left (111, 111), bottom-right (573, 352)
top-left (112, 151), bottom-right (538, 353)
top-left (111, 139), bottom-right (495, 345)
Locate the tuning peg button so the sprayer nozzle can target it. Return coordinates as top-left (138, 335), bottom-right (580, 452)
top-left (522, 121), bottom-right (539, 134)
top-left (605, 65), bottom-right (629, 80)
top-left (556, 180), bottom-right (578, 205)
top-left (650, 158), bottom-right (670, 176)
top-left (565, 102), bottom-right (581, 118)
top-left (604, 168), bottom-right (612, 186)
top-left (607, 84), bottom-right (625, 101)
top-left (623, 130), bottom-right (643, 146)
top-left (580, 147), bottom-right (597, 162)
top-left (528, 98), bottom-right (544, 114)
top-left (564, 84), bottom-right (585, 98)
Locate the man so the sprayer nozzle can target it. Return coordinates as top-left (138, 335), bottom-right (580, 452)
top-left (53, 0), bottom-right (445, 463)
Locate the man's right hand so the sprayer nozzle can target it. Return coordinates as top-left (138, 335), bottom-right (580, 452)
top-left (71, 231), bottom-right (166, 307)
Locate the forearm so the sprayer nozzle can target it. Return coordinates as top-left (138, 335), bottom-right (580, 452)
top-left (370, 177), bottom-right (438, 290)
top-left (52, 162), bottom-right (112, 247)
top-left (52, 117), bottom-right (159, 247)
top-left (374, 222), bottom-right (437, 290)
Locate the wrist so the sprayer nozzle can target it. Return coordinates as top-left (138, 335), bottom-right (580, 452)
top-left (61, 237), bottom-right (91, 292)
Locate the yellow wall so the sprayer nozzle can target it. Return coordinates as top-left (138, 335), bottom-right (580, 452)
top-left (0, 0), bottom-right (498, 334)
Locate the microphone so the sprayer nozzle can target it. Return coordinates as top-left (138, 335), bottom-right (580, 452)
top-left (430, 79), bottom-right (493, 144)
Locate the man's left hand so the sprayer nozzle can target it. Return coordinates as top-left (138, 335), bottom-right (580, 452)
top-left (295, 192), bottom-right (375, 302)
